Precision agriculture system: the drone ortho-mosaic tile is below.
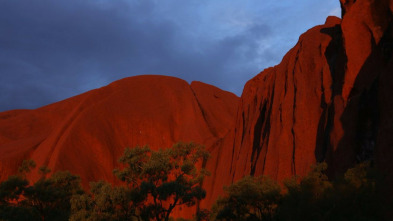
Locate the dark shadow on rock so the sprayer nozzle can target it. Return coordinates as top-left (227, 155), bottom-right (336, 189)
top-left (317, 14), bottom-right (393, 179)
top-left (315, 24), bottom-right (346, 164)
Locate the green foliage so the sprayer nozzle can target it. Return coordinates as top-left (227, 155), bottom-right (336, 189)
top-left (0, 175), bottom-right (35, 221)
top-left (212, 176), bottom-right (281, 221)
top-left (72, 142), bottom-right (210, 221)
top-left (213, 162), bottom-right (388, 221)
top-left (116, 142), bottom-right (210, 221)
top-left (38, 166), bottom-right (51, 178)
top-left (114, 145), bottom-right (151, 187)
top-left (24, 171), bottom-right (84, 220)
top-left (70, 181), bottom-right (145, 221)
top-left (326, 162), bottom-right (387, 221)
top-left (1, 155), bottom-right (388, 220)
top-left (194, 209), bottom-right (210, 221)
top-left (277, 162), bottom-right (333, 220)
top-left (17, 159), bottom-right (36, 177)
top-left (277, 162), bottom-right (388, 221)
top-left (0, 161), bottom-right (84, 221)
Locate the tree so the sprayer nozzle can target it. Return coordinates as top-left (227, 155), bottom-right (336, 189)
top-left (113, 142), bottom-right (210, 221)
top-left (0, 160), bottom-right (84, 221)
top-left (24, 171), bottom-right (84, 220)
top-left (277, 162), bottom-right (333, 221)
top-left (0, 175), bottom-right (36, 221)
top-left (212, 176), bottom-right (281, 221)
top-left (327, 162), bottom-right (388, 221)
top-left (277, 162), bottom-right (390, 220)
top-left (70, 181), bottom-right (145, 221)
top-left (17, 159), bottom-right (36, 176)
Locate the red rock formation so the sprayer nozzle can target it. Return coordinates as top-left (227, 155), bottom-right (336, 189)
top-left (207, 16), bottom-right (342, 186)
top-left (203, 1), bottom-right (393, 208)
top-left (0, 75), bottom-right (238, 186)
top-left (0, 75), bottom-right (239, 218)
top-left (199, 16), bottom-right (340, 208)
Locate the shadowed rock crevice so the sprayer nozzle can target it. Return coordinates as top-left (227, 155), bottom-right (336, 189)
top-left (250, 94), bottom-right (273, 176)
top-left (316, 24), bottom-right (347, 163)
top-left (250, 104), bottom-right (267, 176)
top-left (333, 18), bottom-right (392, 175)
top-left (320, 0), bottom-right (393, 176)
top-left (291, 83), bottom-right (297, 176)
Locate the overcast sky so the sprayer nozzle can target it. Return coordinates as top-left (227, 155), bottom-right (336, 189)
top-left (0, 0), bottom-right (340, 111)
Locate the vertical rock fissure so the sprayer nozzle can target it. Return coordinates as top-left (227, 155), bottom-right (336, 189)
top-left (241, 111), bottom-right (246, 146)
top-left (291, 93), bottom-right (297, 176)
top-left (250, 103), bottom-right (267, 176)
top-left (230, 142), bottom-right (236, 175)
top-left (291, 46), bottom-right (301, 176)
top-left (250, 83), bottom-right (275, 176)
top-left (262, 85), bottom-right (275, 175)
top-left (316, 68), bottom-right (328, 162)
top-left (250, 101), bottom-right (270, 176)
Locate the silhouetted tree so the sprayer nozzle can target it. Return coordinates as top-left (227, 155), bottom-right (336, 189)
top-left (0, 160), bottom-right (84, 221)
top-left (0, 175), bottom-right (35, 220)
top-left (24, 171), bottom-right (84, 220)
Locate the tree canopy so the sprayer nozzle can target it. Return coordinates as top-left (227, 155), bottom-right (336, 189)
top-left (0, 160), bottom-right (84, 221)
top-left (212, 176), bottom-right (281, 221)
top-left (0, 150), bottom-right (389, 220)
top-left (71, 142), bottom-right (210, 221)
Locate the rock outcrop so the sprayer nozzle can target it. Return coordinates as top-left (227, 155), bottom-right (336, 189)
top-left (0, 75), bottom-right (239, 217)
top-left (202, 16), bottom-right (344, 207)
top-left (203, 0), bottom-right (393, 207)
top-left (0, 75), bottom-right (238, 185)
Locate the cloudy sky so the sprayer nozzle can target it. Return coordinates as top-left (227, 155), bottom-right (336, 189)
top-left (0, 0), bottom-right (340, 111)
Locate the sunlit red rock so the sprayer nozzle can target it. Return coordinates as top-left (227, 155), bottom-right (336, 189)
top-left (204, 1), bottom-right (393, 209)
top-left (0, 75), bottom-right (238, 186)
top-left (210, 16), bottom-right (341, 184)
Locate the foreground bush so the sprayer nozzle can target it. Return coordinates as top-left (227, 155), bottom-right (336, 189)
top-left (0, 161), bottom-right (84, 221)
top-left (212, 162), bottom-right (389, 221)
top-left (212, 176), bottom-right (280, 221)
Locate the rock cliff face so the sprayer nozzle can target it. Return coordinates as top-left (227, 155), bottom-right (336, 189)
top-left (1, 0), bottom-right (393, 217)
top-left (202, 16), bottom-right (345, 206)
top-left (203, 0), bottom-right (393, 207)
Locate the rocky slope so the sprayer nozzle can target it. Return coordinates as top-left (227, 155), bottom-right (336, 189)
top-left (0, 75), bottom-right (239, 217)
top-left (0, 75), bottom-right (238, 185)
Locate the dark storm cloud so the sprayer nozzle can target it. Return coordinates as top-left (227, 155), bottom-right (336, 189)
top-left (0, 0), bottom-right (340, 111)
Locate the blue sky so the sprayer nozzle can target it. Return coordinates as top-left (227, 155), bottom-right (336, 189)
top-left (0, 0), bottom-right (340, 111)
